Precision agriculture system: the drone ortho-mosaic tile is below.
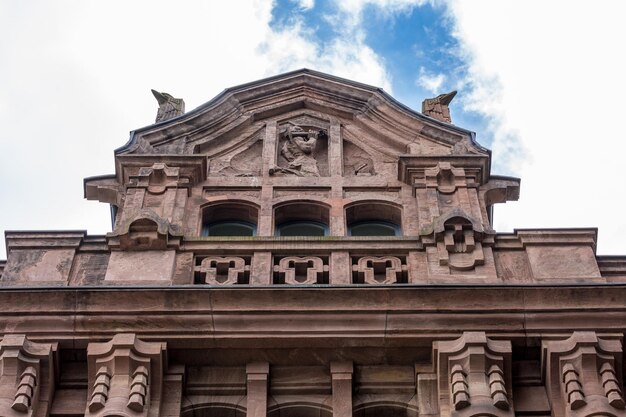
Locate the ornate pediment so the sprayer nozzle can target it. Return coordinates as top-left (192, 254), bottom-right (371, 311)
top-left (116, 69), bottom-right (486, 167)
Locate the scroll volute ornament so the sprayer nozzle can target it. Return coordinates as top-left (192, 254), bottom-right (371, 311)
top-left (434, 332), bottom-right (514, 417)
top-left (85, 333), bottom-right (166, 417)
top-left (0, 335), bottom-right (54, 417)
top-left (542, 332), bottom-right (625, 417)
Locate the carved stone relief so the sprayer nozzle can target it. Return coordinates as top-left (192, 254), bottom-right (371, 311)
top-left (273, 256), bottom-right (329, 284)
top-left (270, 123), bottom-right (329, 177)
top-left (194, 256), bottom-right (250, 285)
top-left (152, 90), bottom-right (185, 123)
top-left (352, 256), bottom-right (407, 284)
top-left (129, 163), bottom-right (190, 194)
top-left (107, 209), bottom-right (183, 251)
top-left (422, 91), bottom-right (456, 123)
top-left (210, 139), bottom-right (264, 177)
top-left (343, 140), bottom-right (375, 176)
top-left (434, 209), bottom-right (490, 272)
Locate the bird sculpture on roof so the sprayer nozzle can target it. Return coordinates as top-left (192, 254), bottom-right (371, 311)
top-left (151, 89), bottom-right (185, 123)
top-left (422, 90), bottom-right (457, 123)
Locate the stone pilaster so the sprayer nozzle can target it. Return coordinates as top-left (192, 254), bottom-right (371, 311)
top-left (331, 361), bottom-right (353, 417)
top-left (246, 362), bottom-right (269, 417)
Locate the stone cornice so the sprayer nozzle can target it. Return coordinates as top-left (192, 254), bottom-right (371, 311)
top-left (0, 285), bottom-right (623, 348)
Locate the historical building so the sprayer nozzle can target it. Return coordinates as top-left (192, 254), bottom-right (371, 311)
top-left (0, 69), bottom-right (624, 417)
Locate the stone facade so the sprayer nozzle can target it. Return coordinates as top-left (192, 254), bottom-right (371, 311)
top-left (0, 69), bottom-right (625, 417)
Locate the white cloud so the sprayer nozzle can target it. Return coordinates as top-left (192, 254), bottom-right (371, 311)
top-left (0, 0), bottom-right (393, 258)
top-left (417, 66), bottom-right (446, 93)
top-left (1, 0), bottom-right (625, 259)
top-left (444, 0), bottom-right (626, 254)
top-left (295, 0), bottom-right (315, 10)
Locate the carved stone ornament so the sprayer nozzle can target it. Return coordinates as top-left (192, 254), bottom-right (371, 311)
top-left (422, 91), bottom-right (457, 123)
top-left (128, 163), bottom-right (190, 195)
top-left (434, 332), bottom-right (514, 417)
top-left (86, 333), bottom-right (165, 417)
top-left (270, 124), bottom-right (325, 177)
top-left (195, 256), bottom-right (250, 285)
top-left (352, 256), bottom-right (407, 284)
top-left (152, 89), bottom-right (185, 123)
top-left (542, 332), bottom-right (625, 417)
top-left (273, 256), bottom-right (328, 285)
top-left (426, 208), bottom-right (494, 272)
top-left (0, 335), bottom-right (54, 417)
top-left (107, 209), bottom-right (183, 251)
top-left (423, 162), bottom-right (467, 194)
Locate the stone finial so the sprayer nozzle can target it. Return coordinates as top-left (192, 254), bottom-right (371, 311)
top-left (422, 91), bottom-right (457, 123)
top-left (151, 89), bottom-right (185, 123)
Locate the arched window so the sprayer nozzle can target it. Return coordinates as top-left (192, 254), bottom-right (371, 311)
top-left (277, 221), bottom-right (328, 237)
top-left (201, 202), bottom-right (258, 237)
top-left (346, 202), bottom-right (402, 236)
top-left (274, 202), bottom-right (330, 236)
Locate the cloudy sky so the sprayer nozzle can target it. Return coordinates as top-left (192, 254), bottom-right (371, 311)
top-left (1, 0), bottom-right (625, 258)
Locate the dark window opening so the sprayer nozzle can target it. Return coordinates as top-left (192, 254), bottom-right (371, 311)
top-left (201, 202), bottom-right (258, 237)
top-left (276, 221), bottom-right (328, 237)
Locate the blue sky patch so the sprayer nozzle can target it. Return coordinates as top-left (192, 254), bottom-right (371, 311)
top-left (269, 0), bottom-right (492, 147)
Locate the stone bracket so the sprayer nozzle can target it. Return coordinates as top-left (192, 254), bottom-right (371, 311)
top-left (85, 333), bottom-right (166, 417)
top-left (433, 332), bottom-right (513, 417)
top-left (0, 335), bottom-right (54, 417)
top-left (542, 332), bottom-right (625, 417)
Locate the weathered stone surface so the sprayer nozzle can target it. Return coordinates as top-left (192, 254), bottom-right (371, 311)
top-left (1, 69), bottom-right (625, 417)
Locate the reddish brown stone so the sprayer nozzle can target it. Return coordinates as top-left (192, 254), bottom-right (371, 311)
top-left (1, 69), bottom-right (625, 417)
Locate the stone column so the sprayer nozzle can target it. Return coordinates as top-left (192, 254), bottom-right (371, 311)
top-left (331, 361), bottom-right (353, 417)
top-left (246, 362), bottom-right (269, 417)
